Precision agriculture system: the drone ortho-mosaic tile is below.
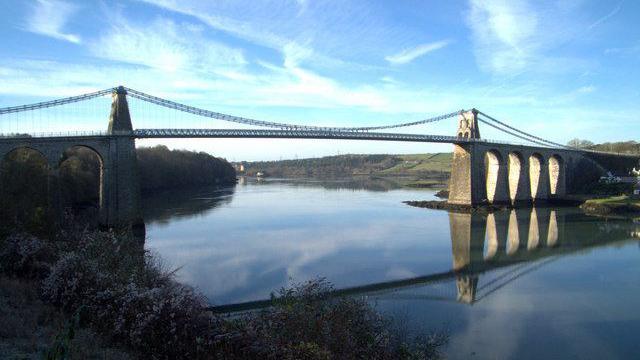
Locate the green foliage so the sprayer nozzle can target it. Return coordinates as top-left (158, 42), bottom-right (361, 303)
top-left (58, 147), bottom-right (101, 208)
top-left (137, 145), bottom-right (236, 194)
top-left (245, 154), bottom-right (402, 177)
top-left (382, 153), bottom-right (452, 175)
top-left (585, 195), bottom-right (632, 205)
top-left (0, 146), bottom-right (236, 233)
top-left (581, 195), bottom-right (640, 215)
top-left (580, 181), bottom-right (634, 196)
top-left (45, 306), bottom-right (84, 360)
top-left (0, 148), bottom-right (56, 236)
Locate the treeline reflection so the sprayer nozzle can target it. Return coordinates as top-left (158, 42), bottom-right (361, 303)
top-left (239, 176), bottom-right (410, 192)
top-left (142, 186), bottom-right (235, 225)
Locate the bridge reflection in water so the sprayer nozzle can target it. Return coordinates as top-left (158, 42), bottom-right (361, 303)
top-left (211, 208), bottom-right (639, 313)
top-left (375, 208), bottom-right (637, 305)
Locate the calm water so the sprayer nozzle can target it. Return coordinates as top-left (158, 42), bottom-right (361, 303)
top-left (143, 178), bottom-right (640, 359)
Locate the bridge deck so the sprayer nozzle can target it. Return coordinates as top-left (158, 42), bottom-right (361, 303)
top-left (135, 128), bottom-right (472, 143)
top-left (0, 129), bottom-right (511, 145)
top-left (1, 129), bottom-right (636, 157)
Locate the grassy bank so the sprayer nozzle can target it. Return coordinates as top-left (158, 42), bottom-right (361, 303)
top-left (580, 195), bottom-right (640, 216)
top-left (0, 226), bottom-right (446, 359)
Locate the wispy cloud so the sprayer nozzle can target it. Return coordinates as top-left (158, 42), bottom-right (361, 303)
top-left (577, 85), bottom-right (596, 94)
top-left (90, 17), bottom-right (246, 73)
top-left (465, 0), bottom-right (591, 76)
top-left (466, 0), bottom-right (539, 74)
top-left (25, 0), bottom-right (81, 44)
top-left (138, 1), bottom-right (306, 61)
top-left (604, 42), bottom-right (640, 56)
top-left (385, 40), bottom-right (451, 65)
top-left (588, 1), bottom-right (623, 30)
top-left (136, 0), bottom-right (399, 72)
top-left (2, 0), bottom-right (637, 160)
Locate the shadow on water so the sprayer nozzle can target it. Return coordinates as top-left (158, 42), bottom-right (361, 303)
top-left (142, 186), bottom-right (236, 225)
top-left (210, 207), bottom-right (640, 313)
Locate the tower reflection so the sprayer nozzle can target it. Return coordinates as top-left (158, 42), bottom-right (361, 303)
top-left (211, 207), bottom-right (639, 313)
top-left (449, 207), bottom-right (635, 304)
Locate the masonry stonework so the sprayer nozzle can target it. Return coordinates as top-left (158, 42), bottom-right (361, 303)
top-left (0, 87), bottom-right (142, 229)
top-left (447, 141), bottom-right (639, 206)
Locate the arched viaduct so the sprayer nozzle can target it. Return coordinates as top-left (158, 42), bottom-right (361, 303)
top-left (448, 110), bottom-right (639, 206)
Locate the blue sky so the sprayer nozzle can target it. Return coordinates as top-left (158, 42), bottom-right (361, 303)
top-left (0, 0), bottom-right (638, 160)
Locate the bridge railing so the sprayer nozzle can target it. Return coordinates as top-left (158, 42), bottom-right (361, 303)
top-left (0, 131), bottom-right (112, 138)
top-left (0, 129), bottom-right (636, 157)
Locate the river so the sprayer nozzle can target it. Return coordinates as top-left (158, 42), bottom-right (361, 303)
top-left (142, 177), bottom-right (640, 359)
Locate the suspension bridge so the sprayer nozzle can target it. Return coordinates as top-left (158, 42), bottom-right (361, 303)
top-left (0, 86), bottom-right (638, 227)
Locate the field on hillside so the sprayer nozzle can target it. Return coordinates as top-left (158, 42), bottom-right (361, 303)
top-left (242, 153), bottom-right (452, 186)
top-left (380, 153), bottom-right (452, 175)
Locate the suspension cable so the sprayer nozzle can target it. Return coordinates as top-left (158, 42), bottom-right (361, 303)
top-left (477, 117), bottom-right (552, 147)
top-left (0, 88), bottom-right (114, 115)
top-left (124, 87), bottom-right (461, 131)
top-left (2, 86), bottom-right (566, 142)
top-left (477, 111), bottom-right (567, 148)
top-left (0, 86), bottom-right (461, 131)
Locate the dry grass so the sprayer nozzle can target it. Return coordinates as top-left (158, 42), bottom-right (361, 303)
top-left (1, 227), bottom-right (446, 359)
top-left (584, 195), bottom-right (635, 205)
top-left (0, 277), bottom-right (131, 360)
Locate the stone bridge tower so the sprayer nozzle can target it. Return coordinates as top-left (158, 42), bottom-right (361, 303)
top-left (457, 108), bottom-right (480, 139)
top-left (102, 86), bottom-right (142, 229)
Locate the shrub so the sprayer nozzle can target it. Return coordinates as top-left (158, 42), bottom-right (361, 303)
top-left (90, 280), bottom-right (217, 358)
top-left (223, 278), bottom-right (447, 360)
top-left (0, 232), bottom-right (52, 278)
top-left (8, 226), bottom-right (446, 359)
top-left (41, 229), bottom-right (221, 358)
top-left (41, 252), bottom-right (105, 312)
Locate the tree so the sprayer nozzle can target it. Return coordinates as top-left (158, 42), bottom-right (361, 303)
top-left (567, 138), bottom-right (594, 149)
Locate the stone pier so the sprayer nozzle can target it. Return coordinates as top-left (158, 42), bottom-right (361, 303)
top-left (447, 110), bottom-right (639, 206)
top-left (0, 86), bottom-right (142, 229)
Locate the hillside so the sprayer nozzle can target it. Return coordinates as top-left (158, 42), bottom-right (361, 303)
top-left (242, 153), bottom-right (452, 182)
top-left (588, 141), bottom-right (640, 155)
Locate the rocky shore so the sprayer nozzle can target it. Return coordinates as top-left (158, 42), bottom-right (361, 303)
top-left (404, 198), bottom-right (584, 213)
top-left (403, 200), bottom-right (507, 213)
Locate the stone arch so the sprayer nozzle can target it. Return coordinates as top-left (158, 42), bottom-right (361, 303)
top-left (529, 153), bottom-right (548, 200)
top-left (484, 150), bottom-right (507, 204)
top-left (57, 145), bottom-right (105, 213)
top-left (507, 152), bottom-right (525, 203)
top-left (1, 145), bottom-right (47, 164)
top-left (548, 154), bottom-right (565, 196)
top-left (0, 146), bottom-right (50, 221)
top-left (459, 119), bottom-right (469, 138)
